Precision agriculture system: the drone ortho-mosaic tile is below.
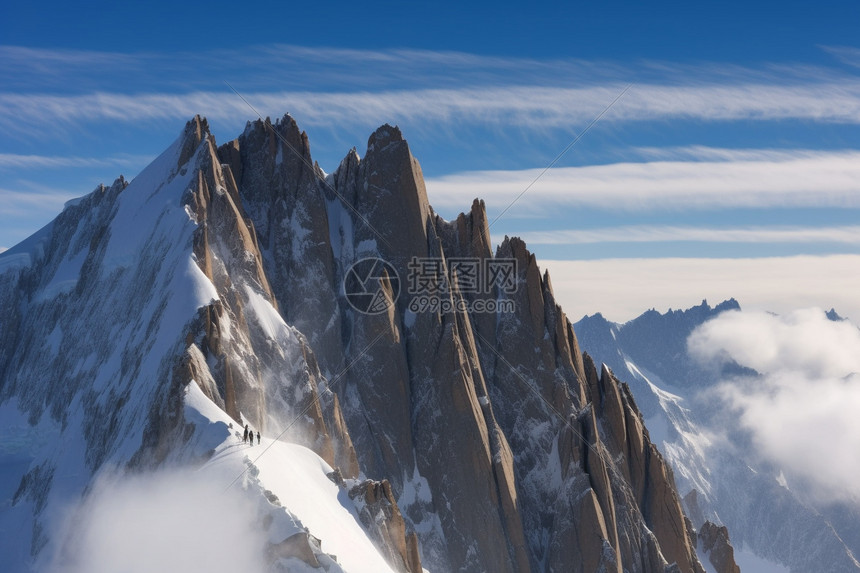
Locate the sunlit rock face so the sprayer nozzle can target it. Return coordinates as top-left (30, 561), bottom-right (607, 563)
top-left (0, 114), bottom-right (707, 573)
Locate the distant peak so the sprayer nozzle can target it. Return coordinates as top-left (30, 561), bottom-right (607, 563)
top-left (367, 124), bottom-right (403, 152)
top-left (274, 112), bottom-right (298, 128)
top-left (185, 114), bottom-right (210, 141)
top-left (714, 298), bottom-right (741, 312)
top-left (468, 198), bottom-right (489, 227)
top-left (497, 235), bottom-right (528, 254)
top-left (580, 311), bottom-right (609, 323)
top-left (178, 115), bottom-right (213, 168)
top-left (826, 308), bottom-right (844, 321)
top-left (244, 113), bottom-right (301, 139)
top-left (339, 146), bottom-right (360, 167)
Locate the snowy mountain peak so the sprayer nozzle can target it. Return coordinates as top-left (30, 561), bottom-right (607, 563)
top-left (1, 115), bottom-right (715, 573)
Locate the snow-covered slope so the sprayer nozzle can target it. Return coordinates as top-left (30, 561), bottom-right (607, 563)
top-left (575, 301), bottom-right (860, 573)
top-left (38, 380), bottom-right (397, 573)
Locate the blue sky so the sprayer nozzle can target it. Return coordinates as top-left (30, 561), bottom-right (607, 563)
top-left (2, 0), bottom-right (859, 321)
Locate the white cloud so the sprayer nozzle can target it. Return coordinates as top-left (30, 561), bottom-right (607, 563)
top-left (3, 44), bottom-right (842, 92)
top-left (426, 150), bottom-right (860, 213)
top-left (822, 45), bottom-right (860, 69)
top-left (0, 153), bottom-right (152, 170)
top-left (689, 308), bottom-right (860, 378)
top-left (0, 187), bottom-right (80, 217)
top-left (3, 80), bottom-right (860, 135)
top-left (48, 468), bottom-right (267, 573)
top-left (520, 225), bottom-right (860, 245)
top-left (631, 145), bottom-right (844, 162)
top-left (541, 255), bottom-right (860, 324)
top-left (3, 45), bottom-right (860, 139)
top-left (688, 308), bottom-right (860, 503)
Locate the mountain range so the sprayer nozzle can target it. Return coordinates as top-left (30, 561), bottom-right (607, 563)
top-left (575, 301), bottom-right (860, 573)
top-left (0, 114), bottom-right (736, 572)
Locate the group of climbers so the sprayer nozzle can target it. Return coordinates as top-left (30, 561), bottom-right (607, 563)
top-left (242, 423), bottom-right (260, 445)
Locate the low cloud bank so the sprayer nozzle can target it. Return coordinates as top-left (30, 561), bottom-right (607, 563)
top-left (689, 308), bottom-right (860, 503)
top-left (48, 468), bottom-right (267, 573)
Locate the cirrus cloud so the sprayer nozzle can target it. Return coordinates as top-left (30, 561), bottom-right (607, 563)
top-left (3, 80), bottom-right (860, 136)
top-left (426, 150), bottom-right (860, 213)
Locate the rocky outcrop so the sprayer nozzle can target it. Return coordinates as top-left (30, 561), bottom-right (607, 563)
top-left (267, 532), bottom-right (322, 568)
top-left (697, 521), bottom-right (741, 573)
top-left (347, 479), bottom-right (422, 573)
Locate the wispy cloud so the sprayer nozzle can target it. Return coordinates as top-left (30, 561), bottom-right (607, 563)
top-left (0, 153), bottom-right (152, 170)
top-left (520, 225), bottom-right (860, 245)
top-left (0, 44), bottom-right (624, 93)
top-left (3, 81), bottom-right (860, 136)
top-left (2, 44), bottom-right (859, 146)
top-left (689, 308), bottom-right (860, 504)
top-left (631, 145), bottom-right (845, 162)
top-left (821, 45), bottom-right (860, 69)
top-left (3, 44), bottom-right (856, 91)
top-left (541, 255), bottom-right (860, 323)
top-left (0, 187), bottom-right (81, 217)
top-left (426, 150), bottom-right (860, 212)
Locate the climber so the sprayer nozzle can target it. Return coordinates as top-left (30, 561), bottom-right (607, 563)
top-left (243, 425), bottom-right (249, 444)
top-left (257, 431), bottom-right (261, 445)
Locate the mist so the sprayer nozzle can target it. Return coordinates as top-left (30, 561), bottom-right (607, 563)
top-left (688, 308), bottom-right (860, 504)
top-left (46, 467), bottom-right (268, 573)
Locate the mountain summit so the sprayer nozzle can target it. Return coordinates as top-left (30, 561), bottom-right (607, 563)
top-left (1, 115), bottom-right (709, 572)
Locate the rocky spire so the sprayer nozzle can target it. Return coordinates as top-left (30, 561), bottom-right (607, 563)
top-left (696, 521), bottom-right (741, 573)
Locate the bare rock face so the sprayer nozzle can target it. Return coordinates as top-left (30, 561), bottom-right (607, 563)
top-left (348, 479), bottom-right (421, 573)
top-left (219, 116), bottom-right (343, 379)
top-left (267, 532), bottom-right (322, 568)
top-left (345, 127), bottom-right (532, 573)
top-left (698, 521), bottom-right (741, 573)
